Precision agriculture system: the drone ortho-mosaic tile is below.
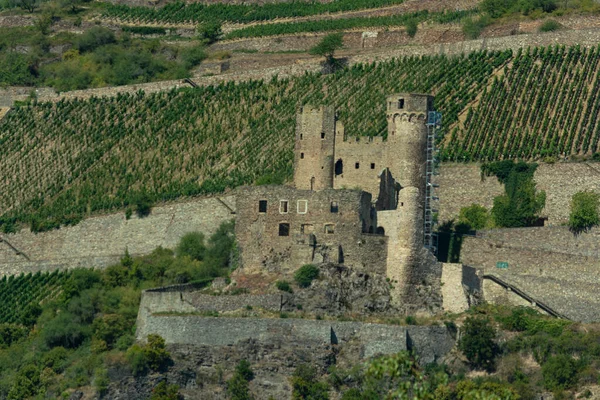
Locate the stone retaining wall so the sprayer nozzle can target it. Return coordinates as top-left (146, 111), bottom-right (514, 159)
top-left (436, 163), bottom-right (600, 225)
top-left (0, 195), bottom-right (236, 276)
top-left (137, 315), bottom-right (455, 363)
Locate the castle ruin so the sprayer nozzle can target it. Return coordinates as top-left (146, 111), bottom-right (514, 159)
top-left (235, 94), bottom-right (442, 310)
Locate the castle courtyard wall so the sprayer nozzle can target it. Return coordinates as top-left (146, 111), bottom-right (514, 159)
top-left (0, 196), bottom-right (235, 276)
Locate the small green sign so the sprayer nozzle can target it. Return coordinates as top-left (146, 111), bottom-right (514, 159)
top-left (496, 262), bottom-right (509, 269)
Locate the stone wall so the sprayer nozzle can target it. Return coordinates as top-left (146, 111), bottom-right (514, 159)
top-left (235, 185), bottom-right (387, 275)
top-left (0, 195), bottom-right (235, 276)
top-left (461, 226), bottom-right (600, 322)
top-left (436, 163), bottom-right (600, 225)
top-left (137, 314), bottom-right (455, 363)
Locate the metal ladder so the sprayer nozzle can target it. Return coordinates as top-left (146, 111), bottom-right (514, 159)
top-left (424, 111), bottom-right (442, 255)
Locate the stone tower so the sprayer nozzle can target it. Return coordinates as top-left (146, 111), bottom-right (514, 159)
top-left (293, 105), bottom-right (336, 190)
top-left (384, 93), bottom-right (436, 308)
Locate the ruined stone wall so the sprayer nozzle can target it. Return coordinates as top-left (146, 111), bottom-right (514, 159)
top-left (0, 196), bottom-right (235, 276)
top-left (436, 163), bottom-right (600, 225)
top-left (137, 314), bottom-right (455, 363)
top-left (235, 185), bottom-right (386, 275)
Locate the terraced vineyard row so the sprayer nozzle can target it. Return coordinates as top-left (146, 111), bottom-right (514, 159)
top-left (0, 51), bottom-right (509, 230)
top-left (224, 10), bottom-right (472, 39)
top-left (0, 270), bottom-right (71, 324)
top-left (443, 45), bottom-right (600, 161)
top-left (102, 0), bottom-right (407, 24)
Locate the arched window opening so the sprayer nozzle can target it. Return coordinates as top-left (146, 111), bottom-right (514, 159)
top-left (376, 227), bottom-right (385, 235)
top-left (335, 159), bottom-right (343, 176)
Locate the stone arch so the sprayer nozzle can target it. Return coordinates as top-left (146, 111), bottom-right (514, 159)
top-left (376, 226), bottom-right (385, 235)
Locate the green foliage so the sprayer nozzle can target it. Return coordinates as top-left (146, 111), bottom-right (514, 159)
top-left (291, 364), bottom-right (329, 400)
top-left (227, 360), bottom-right (255, 400)
top-left (135, 194), bottom-right (154, 218)
top-left (104, 0), bottom-right (410, 24)
top-left (276, 280), bottom-right (293, 293)
top-left (204, 220), bottom-right (236, 270)
top-left (458, 204), bottom-right (489, 230)
top-left (539, 19), bottom-right (562, 32)
top-left (294, 264), bottom-right (320, 288)
top-left (151, 381), bottom-right (183, 400)
top-left (309, 32), bottom-right (344, 60)
top-left (121, 26), bottom-right (167, 35)
top-left (462, 15), bottom-right (492, 39)
top-left (481, 0), bottom-right (557, 18)
top-left (92, 314), bottom-right (129, 347)
top-left (76, 26), bottom-right (117, 53)
top-left (0, 324), bottom-right (28, 349)
top-left (42, 311), bottom-right (90, 349)
top-left (0, 52), bottom-right (38, 86)
top-left (542, 355), bottom-right (579, 390)
top-left (197, 20), bottom-right (222, 44)
top-left (176, 232), bottom-right (206, 261)
top-left (126, 344), bottom-right (149, 376)
top-left (235, 359), bottom-right (255, 381)
top-left (568, 190), bottom-right (599, 232)
top-left (483, 161), bottom-right (546, 227)
top-left (459, 317), bottom-right (499, 371)
top-left (179, 44), bottom-right (207, 69)
top-left (405, 18), bottom-right (418, 38)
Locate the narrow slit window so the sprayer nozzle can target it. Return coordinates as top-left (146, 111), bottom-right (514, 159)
top-left (370, 163), bottom-right (375, 169)
top-left (355, 162), bottom-right (360, 169)
top-left (300, 153), bottom-right (305, 159)
top-left (324, 224), bottom-right (335, 234)
top-left (300, 133), bottom-right (303, 140)
top-left (280, 200), bottom-right (289, 214)
top-left (321, 132), bottom-right (325, 139)
top-left (279, 223), bottom-right (290, 237)
top-left (297, 200), bottom-right (308, 214)
top-left (398, 99), bottom-right (405, 109)
top-left (330, 202), bottom-right (339, 213)
top-left (259, 200), bottom-right (267, 213)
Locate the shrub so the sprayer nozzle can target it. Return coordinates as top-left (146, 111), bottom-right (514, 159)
top-left (539, 19), bottom-right (562, 32)
top-left (405, 19), bottom-right (418, 38)
top-left (0, 324), bottom-right (28, 348)
top-left (180, 44), bottom-right (207, 69)
top-left (76, 26), bottom-right (116, 53)
top-left (459, 317), bottom-right (499, 371)
top-left (92, 314), bottom-right (129, 347)
top-left (176, 232), bottom-right (206, 261)
top-left (236, 360), bottom-right (254, 382)
top-left (197, 20), bottom-right (222, 44)
top-left (144, 334), bottom-right (171, 371)
top-left (405, 315), bottom-right (417, 325)
top-left (135, 195), bottom-right (153, 218)
top-left (568, 191), bottom-right (599, 233)
top-left (42, 312), bottom-right (90, 349)
top-left (542, 355), bottom-right (579, 390)
top-left (151, 381), bottom-right (183, 400)
top-left (291, 364), bottom-right (329, 400)
top-left (294, 264), bottom-right (320, 288)
top-left (458, 204), bottom-right (489, 230)
top-left (276, 280), bottom-right (293, 293)
top-left (227, 360), bottom-right (254, 400)
top-left (462, 15), bottom-right (491, 39)
top-left (204, 220), bottom-right (235, 269)
top-left (126, 344), bottom-right (148, 376)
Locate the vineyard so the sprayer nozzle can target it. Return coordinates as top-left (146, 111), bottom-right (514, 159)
top-left (4, 45), bottom-right (600, 231)
top-left (444, 45), bottom-right (600, 161)
top-left (0, 270), bottom-right (71, 324)
top-left (223, 10), bottom-right (472, 40)
top-left (102, 0), bottom-right (408, 25)
top-left (0, 50), bottom-right (508, 230)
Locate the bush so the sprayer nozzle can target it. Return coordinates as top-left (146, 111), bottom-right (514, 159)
top-left (204, 220), bottom-right (235, 269)
top-left (294, 264), bottom-right (320, 288)
top-left (458, 204), bottom-right (489, 230)
top-left (542, 355), bottom-right (579, 390)
top-left (539, 19), bottom-right (562, 32)
top-left (227, 360), bottom-right (254, 400)
top-left (197, 20), bottom-right (222, 44)
top-left (144, 334), bottom-right (171, 371)
top-left (180, 44), bottom-right (207, 69)
top-left (126, 344), bottom-right (148, 376)
top-left (405, 19), bottom-right (418, 38)
top-left (135, 195), bottom-right (153, 218)
top-left (151, 381), bottom-right (183, 400)
top-left (276, 280), bottom-right (293, 293)
top-left (291, 364), bottom-right (329, 400)
top-left (462, 15), bottom-right (491, 39)
top-left (459, 317), bottom-right (499, 371)
top-left (42, 312), bottom-right (90, 349)
top-left (568, 191), bottom-right (599, 233)
top-left (176, 232), bottom-right (206, 261)
top-left (235, 360), bottom-right (255, 381)
top-left (76, 26), bottom-right (116, 53)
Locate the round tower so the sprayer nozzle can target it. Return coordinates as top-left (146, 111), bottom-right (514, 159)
top-left (384, 93), bottom-right (435, 309)
top-left (293, 105), bottom-right (336, 191)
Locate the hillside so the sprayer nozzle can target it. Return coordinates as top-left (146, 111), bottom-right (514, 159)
top-left (4, 43), bottom-right (600, 231)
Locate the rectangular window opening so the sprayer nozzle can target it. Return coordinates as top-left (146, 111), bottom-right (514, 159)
top-left (259, 200), bottom-right (267, 213)
top-left (321, 132), bottom-right (325, 139)
top-left (279, 223), bottom-right (290, 237)
top-left (330, 201), bottom-right (339, 213)
top-left (355, 162), bottom-right (360, 169)
top-left (280, 200), bottom-right (289, 214)
top-left (398, 99), bottom-right (405, 109)
top-left (297, 200), bottom-right (308, 214)
top-left (324, 224), bottom-right (335, 234)
top-left (300, 153), bottom-right (305, 159)
top-left (370, 163), bottom-right (375, 170)
top-left (300, 133), bottom-right (303, 140)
